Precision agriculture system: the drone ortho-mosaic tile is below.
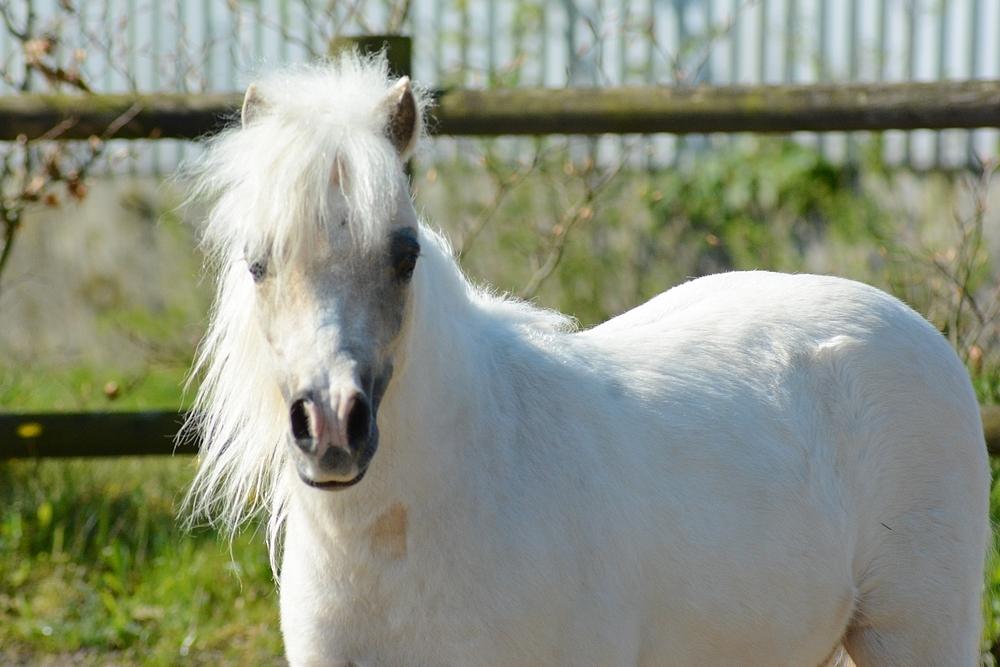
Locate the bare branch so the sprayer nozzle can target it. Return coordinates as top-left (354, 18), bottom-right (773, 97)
top-left (0, 1), bottom-right (27, 41)
top-left (27, 59), bottom-right (92, 93)
top-left (0, 205), bottom-right (21, 301)
top-left (520, 158), bottom-right (626, 299)
top-left (0, 0), bottom-right (119, 298)
top-left (457, 146), bottom-right (545, 261)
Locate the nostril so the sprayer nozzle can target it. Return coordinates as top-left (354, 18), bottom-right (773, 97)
top-left (290, 398), bottom-right (312, 442)
top-left (345, 395), bottom-right (372, 450)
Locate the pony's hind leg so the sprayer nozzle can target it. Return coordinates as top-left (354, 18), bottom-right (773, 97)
top-left (843, 620), bottom-right (979, 667)
top-left (841, 508), bottom-right (986, 666)
top-left (833, 339), bottom-right (989, 666)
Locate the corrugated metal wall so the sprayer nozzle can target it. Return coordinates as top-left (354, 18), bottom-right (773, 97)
top-left (4, 0), bottom-right (999, 171)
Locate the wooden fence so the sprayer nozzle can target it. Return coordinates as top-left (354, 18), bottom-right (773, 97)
top-left (3, 36), bottom-right (1000, 459)
top-left (2, 80), bottom-right (1000, 141)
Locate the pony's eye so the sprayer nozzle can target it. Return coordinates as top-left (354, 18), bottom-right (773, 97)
top-left (394, 251), bottom-right (418, 282)
top-left (249, 259), bottom-right (268, 283)
top-left (390, 231), bottom-right (420, 283)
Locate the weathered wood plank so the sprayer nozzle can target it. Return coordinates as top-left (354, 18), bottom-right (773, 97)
top-left (433, 81), bottom-right (1000, 135)
top-left (0, 92), bottom-right (240, 141)
top-left (2, 406), bottom-right (1000, 459)
top-left (2, 80), bottom-right (1000, 141)
top-left (1, 411), bottom-right (195, 458)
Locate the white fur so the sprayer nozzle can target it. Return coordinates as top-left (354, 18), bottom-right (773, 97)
top-left (184, 55), bottom-right (990, 666)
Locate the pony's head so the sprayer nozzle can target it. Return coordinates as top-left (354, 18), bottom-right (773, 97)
top-left (238, 73), bottom-right (422, 491)
top-left (184, 54), bottom-right (429, 544)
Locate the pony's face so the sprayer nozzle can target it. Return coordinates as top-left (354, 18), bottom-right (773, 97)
top-left (242, 75), bottom-right (422, 491)
top-left (251, 213), bottom-right (419, 491)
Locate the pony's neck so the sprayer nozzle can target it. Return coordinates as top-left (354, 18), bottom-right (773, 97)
top-left (381, 230), bottom-right (495, 473)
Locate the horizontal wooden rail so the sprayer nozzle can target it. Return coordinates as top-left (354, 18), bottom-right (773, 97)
top-left (3, 406), bottom-right (1000, 459)
top-left (2, 80), bottom-right (1000, 141)
top-left (435, 81), bottom-right (1000, 135)
top-left (1, 411), bottom-right (196, 458)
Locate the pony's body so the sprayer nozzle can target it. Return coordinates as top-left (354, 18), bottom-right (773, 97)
top-left (280, 258), bottom-right (986, 666)
top-left (186, 55), bottom-right (989, 666)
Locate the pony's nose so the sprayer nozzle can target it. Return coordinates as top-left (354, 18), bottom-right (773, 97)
top-left (289, 389), bottom-right (372, 454)
top-left (289, 393), bottom-right (323, 454)
top-left (341, 391), bottom-right (372, 452)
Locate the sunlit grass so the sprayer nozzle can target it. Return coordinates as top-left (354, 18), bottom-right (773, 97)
top-left (0, 457), bottom-right (283, 665)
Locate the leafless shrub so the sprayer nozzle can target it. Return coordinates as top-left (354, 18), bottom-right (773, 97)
top-left (0, 1), bottom-right (130, 298)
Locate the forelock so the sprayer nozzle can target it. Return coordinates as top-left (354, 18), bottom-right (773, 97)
top-left (186, 52), bottom-right (427, 267)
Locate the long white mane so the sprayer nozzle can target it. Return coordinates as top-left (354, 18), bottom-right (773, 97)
top-left (180, 53), bottom-right (570, 567)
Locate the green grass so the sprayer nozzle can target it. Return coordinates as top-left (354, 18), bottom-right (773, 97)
top-left (0, 457), bottom-right (283, 666)
top-left (0, 364), bottom-right (194, 413)
top-left (986, 460), bottom-right (1000, 655)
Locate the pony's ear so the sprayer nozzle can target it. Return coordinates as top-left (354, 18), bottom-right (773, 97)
top-left (241, 83), bottom-right (266, 129)
top-left (381, 77), bottom-right (420, 159)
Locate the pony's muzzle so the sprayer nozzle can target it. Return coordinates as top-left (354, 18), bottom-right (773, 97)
top-left (288, 389), bottom-right (376, 488)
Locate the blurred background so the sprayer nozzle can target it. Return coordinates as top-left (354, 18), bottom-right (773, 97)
top-left (1, 0), bottom-right (999, 664)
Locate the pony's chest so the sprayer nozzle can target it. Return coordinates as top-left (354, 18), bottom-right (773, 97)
top-left (278, 545), bottom-right (410, 665)
top-left (277, 510), bottom-right (578, 667)
top-left (278, 564), bottom-right (483, 667)
top-left (278, 511), bottom-right (467, 665)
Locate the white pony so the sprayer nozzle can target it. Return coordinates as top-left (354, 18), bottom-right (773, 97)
top-left (184, 53), bottom-right (990, 666)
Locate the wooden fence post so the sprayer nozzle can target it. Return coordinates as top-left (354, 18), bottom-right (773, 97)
top-left (329, 35), bottom-right (415, 180)
top-left (328, 35), bottom-right (412, 79)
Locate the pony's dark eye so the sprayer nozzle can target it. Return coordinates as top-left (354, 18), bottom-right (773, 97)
top-left (249, 259), bottom-right (268, 283)
top-left (390, 231), bottom-right (420, 283)
top-left (395, 251), bottom-right (418, 282)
